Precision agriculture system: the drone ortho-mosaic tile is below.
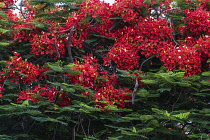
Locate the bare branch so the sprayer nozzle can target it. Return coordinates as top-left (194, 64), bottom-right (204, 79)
top-left (12, 0), bottom-right (27, 19)
top-left (53, 37), bottom-right (61, 59)
top-left (72, 125), bottom-right (76, 140)
top-left (132, 78), bottom-right (138, 105)
top-left (172, 32), bottom-right (181, 48)
top-left (19, 0), bottom-right (27, 19)
top-left (66, 26), bottom-right (75, 63)
top-left (132, 55), bottom-right (156, 105)
top-left (140, 55), bottom-right (156, 71)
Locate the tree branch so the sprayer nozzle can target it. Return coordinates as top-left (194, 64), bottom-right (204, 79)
top-left (72, 125), bottom-right (76, 140)
top-left (66, 26), bottom-right (75, 63)
top-left (12, 0), bottom-right (27, 19)
top-left (19, 0), bottom-right (27, 19)
top-left (132, 78), bottom-right (139, 105)
top-left (172, 32), bottom-right (180, 48)
top-left (132, 55), bottom-right (156, 105)
top-left (54, 37), bottom-right (61, 59)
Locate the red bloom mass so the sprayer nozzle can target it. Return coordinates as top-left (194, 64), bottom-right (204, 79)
top-left (94, 85), bottom-right (132, 110)
top-left (17, 85), bottom-right (71, 107)
top-left (0, 55), bottom-right (40, 84)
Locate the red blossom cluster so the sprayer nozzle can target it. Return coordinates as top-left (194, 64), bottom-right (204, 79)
top-left (12, 23), bottom-right (38, 42)
top-left (0, 52), bottom-right (50, 85)
top-left (104, 17), bottom-right (174, 70)
top-left (195, 36), bottom-right (210, 68)
top-left (0, 53), bottom-right (40, 84)
top-left (65, 0), bottom-right (145, 48)
top-left (104, 42), bottom-right (140, 70)
top-left (6, 3), bottom-right (68, 58)
top-left (160, 46), bottom-right (202, 75)
top-left (30, 32), bottom-right (66, 57)
top-left (66, 55), bottom-right (132, 109)
top-left (17, 85), bottom-right (71, 107)
top-left (67, 55), bottom-right (99, 89)
top-left (183, 8), bottom-right (210, 36)
top-left (94, 85), bottom-right (132, 109)
top-left (135, 18), bottom-right (173, 56)
top-left (0, 84), bottom-right (5, 97)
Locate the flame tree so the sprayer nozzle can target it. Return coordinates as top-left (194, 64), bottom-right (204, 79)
top-left (0, 0), bottom-right (209, 139)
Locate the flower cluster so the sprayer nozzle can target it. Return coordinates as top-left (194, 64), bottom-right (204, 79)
top-left (195, 36), bottom-right (210, 58)
top-left (104, 42), bottom-right (140, 70)
top-left (104, 17), bottom-right (174, 69)
top-left (94, 85), bottom-right (132, 110)
top-left (11, 22), bottom-right (38, 42)
top-left (135, 18), bottom-right (174, 56)
top-left (30, 32), bottom-right (66, 58)
top-left (184, 8), bottom-right (210, 36)
top-left (195, 36), bottom-right (210, 68)
top-left (67, 55), bottom-right (99, 89)
top-left (66, 54), bottom-right (132, 109)
top-left (160, 46), bottom-right (202, 76)
top-left (0, 84), bottom-right (5, 97)
top-left (17, 85), bottom-right (71, 107)
top-left (0, 53), bottom-right (40, 84)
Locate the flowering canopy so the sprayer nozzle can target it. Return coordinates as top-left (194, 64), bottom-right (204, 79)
top-left (0, 0), bottom-right (209, 139)
top-left (0, 0), bottom-right (209, 107)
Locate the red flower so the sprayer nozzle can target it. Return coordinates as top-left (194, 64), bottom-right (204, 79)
top-left (17, 85), bottom-right (71, 107)
top-left (183, 8), bottom-right (210, 36)
top-left (13, 52), bottom-right (20, 56)
top-left (0, 55), bottom-right (40, 84)
top-left (67, 55), bottom-right (99, 89)
top-left (160, 45), bottom-right (202, 76)
top-left (94, 85), bottom-right (132, 110)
